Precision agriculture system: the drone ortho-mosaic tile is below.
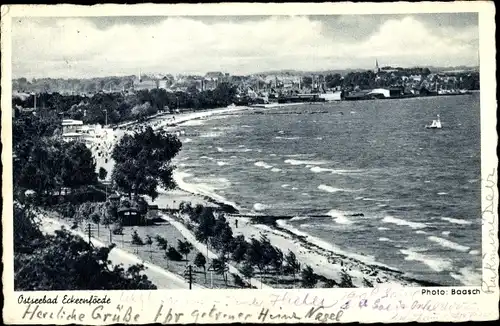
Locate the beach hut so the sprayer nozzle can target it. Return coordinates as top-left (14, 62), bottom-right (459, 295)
top-left (117, 206), bottom-right (145, 226)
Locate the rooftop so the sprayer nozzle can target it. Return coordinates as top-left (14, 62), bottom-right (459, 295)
top-left (62, 119), bottom-right (84, 126)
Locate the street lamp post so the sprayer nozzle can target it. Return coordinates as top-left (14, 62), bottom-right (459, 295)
top-left (102, 109), bottom-right (108, 126)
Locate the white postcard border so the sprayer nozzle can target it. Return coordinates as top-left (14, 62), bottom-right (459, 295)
top-left (2, 2), bottom-right (498, 324)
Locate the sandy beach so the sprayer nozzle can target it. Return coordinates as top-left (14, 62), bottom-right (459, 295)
top-left (81, 104), bottom-right (430, 288)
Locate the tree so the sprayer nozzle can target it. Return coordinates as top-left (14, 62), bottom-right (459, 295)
top-left (145, 235), bottom-right (153, 260)
top-left (155, 235), bottom-right (169, 252)
top-left (194, 253), bottom-right (207, 282)
top-left (285, 250), bottom-right (301, 287)
top-left (270, 246), bottom-right (284, 284)
top-left (90, 212), bottom-right (101, 236)
top-left (301, 265), bottom-right (318, 288)
top-left (179, 201), bottom-right (194, 217)
top-left (14, 138), bottom-right (97, 202)
top-left (195, 207), bottom-right (216, 256)
top-left (231, 235), bottom-right (248, 263)
top-left (155, 235), bottom-right (170, 266)
top-left (302, 76), bottom-right (313, 88)
top-left (245, 238), bottom-right (268, 287)
top-left (61, 142), bottom-right (98, 188)
top-left (325, 73), bottom-right (342, 89)
top-left (98, 167), bottom-right (108, 181)
top-left (111, 127), bottom-right (182, 200)
top-left (210, 214), bottom-right (233, 254)
top-left (13, 203), bottom-right (43, 254)
top-left (240, 262), bottom-right (254, 288)
top-left (177, 239), bottom-right (194, 261)
top-left (211, 255), bottom-right (229, 285)
top-left (258, 234), bottom-right (275, 274)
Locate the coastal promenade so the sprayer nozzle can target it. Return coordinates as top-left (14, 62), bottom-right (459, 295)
top-left (54, 103), bottom-right (430, 289)
top-left (41, 217), bottom-right (201, 289)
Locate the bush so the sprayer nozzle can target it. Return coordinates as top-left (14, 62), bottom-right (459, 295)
top-left (166, 246), bottom-right (183, 261)
top-left (322, 278), bottom-right (338, 288)
top-left (340, 270), bottom-right (355, 288)
top-left (300, 265), bottom-right (318, 288)
top-left (131, 230), bottom-right (144, 246)
top-left (362, 278), bottom-right (373, 288)
top-left (232, 274), bottom-right (246, 288)
top-left (179, 201), bottom-right (193, 216)
top-left (74, 202), bottom-right (94, 223)
top-left (54, 203), bottom-right (76, 219)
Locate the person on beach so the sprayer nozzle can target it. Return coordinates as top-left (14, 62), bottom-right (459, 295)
top-left (235, 219), bottom-right (238, 228)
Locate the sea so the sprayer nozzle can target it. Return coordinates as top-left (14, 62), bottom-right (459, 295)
top-left (171, 94), bottom-right (482, 286)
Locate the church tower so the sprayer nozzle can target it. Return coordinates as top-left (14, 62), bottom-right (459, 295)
top-left (375, 59), bottom-right (380, 74)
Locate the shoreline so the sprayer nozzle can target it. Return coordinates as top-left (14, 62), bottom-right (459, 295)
top-left (95, 103), bottom-right (438, 288)
top-left (165, 171), bottom-right (435, 288)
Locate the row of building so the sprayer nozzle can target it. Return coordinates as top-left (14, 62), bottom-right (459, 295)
top-left (61, 119), bottom-right (114, 145)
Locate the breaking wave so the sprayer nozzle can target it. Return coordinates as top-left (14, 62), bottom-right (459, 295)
top-left (382, 216), bottom-right (427, 229)
top-left (327, 209), bottom-right (353, 225)
top-left (427, 236), bottom-right (470, 252)
top-left (400, 248), bottom-right (453, 272)
top-left (441, 217), bottom-right (473, 225)
top-left (284, 159), bottom-right (327, 166)
top-left (254, 161), bottom-right (273, 169)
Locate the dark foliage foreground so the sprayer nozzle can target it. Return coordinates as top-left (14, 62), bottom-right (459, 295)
top-left (14, 204), bottom-right (157, 290)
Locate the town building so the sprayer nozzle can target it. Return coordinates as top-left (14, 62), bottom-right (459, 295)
top-left (374, 59), bottom-right (381, 74)
top-left (117, 206), bottom-right (144, 226)
top-left (62, 119), bottom-right (84, 134)
top-left (319, 91), bottom-right (343, 101)
top-left (133, 79), bottom-right (158, 91)
top-left (132, 71), bottom-right (159, 91)
top-left (158, 77), bottom-right (170, 89)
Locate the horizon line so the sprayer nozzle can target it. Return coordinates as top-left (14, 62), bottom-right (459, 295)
top-left (12, 64), bottom-right (480, 81)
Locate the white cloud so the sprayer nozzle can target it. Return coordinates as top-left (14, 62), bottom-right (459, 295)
top-left (11, 15), bottom-right (478, 78)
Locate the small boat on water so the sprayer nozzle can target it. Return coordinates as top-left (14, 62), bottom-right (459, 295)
top-left (426, 114), bottom-right (442, 129)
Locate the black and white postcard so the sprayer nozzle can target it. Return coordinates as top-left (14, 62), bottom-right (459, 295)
top-left (1, 2), bottom-right (498, 324)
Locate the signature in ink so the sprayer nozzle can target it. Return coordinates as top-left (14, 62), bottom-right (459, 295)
top-left (481, 168), bottom-right (497, 294)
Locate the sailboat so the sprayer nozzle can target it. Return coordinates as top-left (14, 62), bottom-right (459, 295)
top-left (426, 114), bottom-right (442, 129)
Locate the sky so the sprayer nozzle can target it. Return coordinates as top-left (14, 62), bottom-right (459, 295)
top-left (11, 13), bottom-right (479, 79)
